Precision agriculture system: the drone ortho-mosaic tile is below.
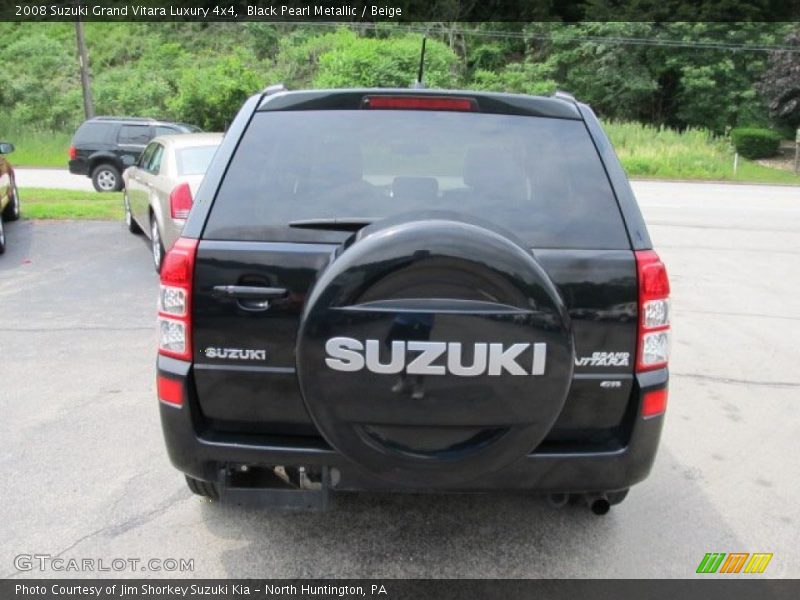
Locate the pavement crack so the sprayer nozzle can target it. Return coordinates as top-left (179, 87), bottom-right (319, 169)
top-left (674, 372), bottom-right (800, 389)
top-left (103, 489), bottom-right (188, 538)
top-left (3, 490), bottom-right (187, 578)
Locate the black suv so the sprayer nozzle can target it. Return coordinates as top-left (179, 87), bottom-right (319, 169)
top-left (68, 117), bottom-right (201, 192)
top-left (156, 87), bottom-right (670, 514)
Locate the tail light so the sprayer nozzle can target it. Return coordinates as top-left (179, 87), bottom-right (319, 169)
top-left (68, 145), bottom-right (77, 160)
top-left (635, 250), bottom-right (670, 372)
top-left (157, 237), bottom-right (198, 362)
top-left (169, 182), bottom-right (193, 220)
top-left (363, 95), bottom-right (477, 111)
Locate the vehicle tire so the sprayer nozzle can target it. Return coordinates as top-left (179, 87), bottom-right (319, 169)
top-left (91, 163), bottom-right (122, 192)
top-left (185, 476), bottom-right (219, 500)
top-left (151, 215), bottom-right (165, 273)
top-left (607, 489), bottom-right (629, 506)
top-left (0, 213), bottom-right (6, 255)
top-left (2, 181), bottom-right (20, 221)
top-left (124, 192), bottom-right (142, 234)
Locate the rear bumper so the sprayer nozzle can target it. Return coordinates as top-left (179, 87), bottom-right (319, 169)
top-left (68, 159), bottom-right (87, 176)
top-left (158, 356), bottom-right (667, 493)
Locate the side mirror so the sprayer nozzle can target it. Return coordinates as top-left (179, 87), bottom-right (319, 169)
top-left (0, 142), bottom-right (14, 155)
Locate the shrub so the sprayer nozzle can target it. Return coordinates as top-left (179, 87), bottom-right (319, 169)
top-left (471, 62), bottom-right (557, 96)
top-left (313, 30), bottom-right (459, 89)
top-left (730, 128), bottom-right (782, 159)
top-left (167, 50), bottom-right (268, 130)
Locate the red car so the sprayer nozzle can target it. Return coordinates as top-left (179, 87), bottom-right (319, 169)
top-left (0, 141), bottom-right (21, 254)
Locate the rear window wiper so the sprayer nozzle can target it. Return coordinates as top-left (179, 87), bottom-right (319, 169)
top-left (288, 218), bottom-right (375, 232)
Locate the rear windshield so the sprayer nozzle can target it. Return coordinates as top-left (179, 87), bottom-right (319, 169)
top-left (204, 110), bottom-right (629, 249)
top-left (176, 145), bottom-right (218, 176)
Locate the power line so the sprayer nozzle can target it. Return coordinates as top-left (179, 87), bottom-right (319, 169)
top-left (291, 21), bottom-right (800, 53)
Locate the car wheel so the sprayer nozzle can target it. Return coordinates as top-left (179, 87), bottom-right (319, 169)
top-left (151, 216), bottom-right (165, 273)
top-left (124, 192), bottom-right (142, 234)
top-left (185, 476), bottom-right (219, 500)
top-left (0, 213), bottom-right (5, 254)
top-left (91, 164), bottom-right (122, 192)
top-left (2, 182), bottom-right (20, 221)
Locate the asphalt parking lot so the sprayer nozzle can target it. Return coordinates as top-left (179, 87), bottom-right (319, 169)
top-left (1, 181), bottom-right (798, 578)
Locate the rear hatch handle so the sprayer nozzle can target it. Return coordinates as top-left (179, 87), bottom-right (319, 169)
top-left (212, 285), bottom-right (288, 311)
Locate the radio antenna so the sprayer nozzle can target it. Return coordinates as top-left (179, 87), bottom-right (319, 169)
top-left (413, 36), bottom-right (427, 89)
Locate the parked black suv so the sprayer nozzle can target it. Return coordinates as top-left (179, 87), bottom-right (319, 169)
top-left (68, 117), bottom-right (201, 192)
top-left (156, 87), bottom-right (670, 514)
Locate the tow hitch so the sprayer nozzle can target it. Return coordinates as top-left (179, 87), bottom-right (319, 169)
top-left (217, 465), bottom-right (330, 510)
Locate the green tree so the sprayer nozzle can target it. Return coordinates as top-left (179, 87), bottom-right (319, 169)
top-left (313, 30), bottom-right (459, 89)
top-left (758, 27), bottom-right (800, 130)
top-left (168, 49), bottom-right (269, 130)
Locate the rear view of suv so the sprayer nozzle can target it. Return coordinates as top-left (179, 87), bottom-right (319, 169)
top-left (68, 117), bottom-right (201, 192)
top-left (156, 87), bottom-right (670, 514)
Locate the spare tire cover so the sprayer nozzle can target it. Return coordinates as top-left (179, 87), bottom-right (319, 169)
top-left (297, 214), bottom-right (574, 487)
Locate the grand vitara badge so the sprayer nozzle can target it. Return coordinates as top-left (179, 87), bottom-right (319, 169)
top-left (324, 337), bottom-right (547, 376)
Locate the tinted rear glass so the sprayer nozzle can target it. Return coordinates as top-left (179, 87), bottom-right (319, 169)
top-left (205, 110), bottom-right (629, 249)
top-left (73, 122), bottom-right (111, 145)
top-left (155, 126), bottom-right (179, 137)
top-left (176, 145), bottom-right (218, 176)
top-left (118, 125), bottom-right (150, 145)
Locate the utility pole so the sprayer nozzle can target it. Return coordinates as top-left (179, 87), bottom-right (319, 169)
top-left (74, 1), bottom-right (94, 119)
top-left (795, 128), bottom-right (799, 175)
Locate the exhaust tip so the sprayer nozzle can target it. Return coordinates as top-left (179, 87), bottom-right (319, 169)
top-left (583, 493), bottom-right (611, 515)
top-left (590, 497), bottom-right (611, 515)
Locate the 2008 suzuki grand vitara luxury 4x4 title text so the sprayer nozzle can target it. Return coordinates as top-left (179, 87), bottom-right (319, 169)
top-left (155, 87), bottom-right (670, 514)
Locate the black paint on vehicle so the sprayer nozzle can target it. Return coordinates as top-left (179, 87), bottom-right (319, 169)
top-left (158, 87), bottom-right (670, 512)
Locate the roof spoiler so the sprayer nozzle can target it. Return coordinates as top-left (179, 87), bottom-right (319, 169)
top-left (552, 90), bottom-right (577, 103)
top-left (262, 83), bottom-right (287, 97)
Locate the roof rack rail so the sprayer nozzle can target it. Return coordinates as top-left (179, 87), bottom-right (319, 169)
top-left (262, 83), bottom-right (287, 96)
top-left (92, 116), bottom-right (155, 122)
top-left (553, 90), bottom-right (577, 103)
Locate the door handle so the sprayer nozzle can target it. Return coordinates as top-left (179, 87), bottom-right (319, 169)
top-left (213, 285), bottom-right (288, 299)
top-left (212, 285), bottom-right (288, 311)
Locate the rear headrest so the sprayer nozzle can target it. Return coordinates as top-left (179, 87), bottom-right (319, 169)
top-left (463, 146), bottom-right (527, 200)
top-left (392, 177), bottom-right (439, 203)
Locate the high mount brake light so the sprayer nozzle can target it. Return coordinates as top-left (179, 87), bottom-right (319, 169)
top-left (169, 182), bottom-right (193, 220)
top-left (158, 237), bottom-right (198, 361)
top-left (635, 250), bottom-right (671, 372)
top-left (363, 95), bottom-right (477, 112)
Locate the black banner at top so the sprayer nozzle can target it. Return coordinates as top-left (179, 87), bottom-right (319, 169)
top-left (2, 0), bottom-right (800, 22)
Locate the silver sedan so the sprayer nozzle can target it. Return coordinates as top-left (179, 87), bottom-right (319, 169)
top-left (123, 133), bottom-right (223, 271)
